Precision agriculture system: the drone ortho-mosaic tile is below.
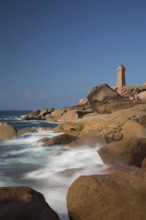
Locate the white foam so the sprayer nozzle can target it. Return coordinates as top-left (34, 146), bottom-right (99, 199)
top-left (0, 129), bottom-right (107, 220)
top-left (23, 145), bottom-right (106, 220)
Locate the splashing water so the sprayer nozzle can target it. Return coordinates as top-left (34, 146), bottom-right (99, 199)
top-left (0, 112), bottom-right (106, 220)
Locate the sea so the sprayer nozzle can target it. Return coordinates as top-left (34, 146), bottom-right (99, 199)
top-left (0, 110), bottom-right (106, 220)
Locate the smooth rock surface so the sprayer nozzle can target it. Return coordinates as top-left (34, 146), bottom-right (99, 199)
top-left (98, 138), bottom-right (146, 167)
top-left (67, 170), bottom-right (146, 220)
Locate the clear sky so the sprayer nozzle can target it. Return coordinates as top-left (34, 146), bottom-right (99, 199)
top-left (0, 0), bottom-right (146, 110)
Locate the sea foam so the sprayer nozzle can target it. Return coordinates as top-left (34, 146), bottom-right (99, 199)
top-left (0, 128), bottom-right (106, 220)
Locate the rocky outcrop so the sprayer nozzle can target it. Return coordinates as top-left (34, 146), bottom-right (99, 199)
top-left (60, 110), bottom-right (80, 123)
top-left (45, 114), bottom-right (58, 122)
top-left (28, 109), bottom-right (41, 116)
top-left (87, 84), bottom-right (135, 114)
top-left (67, 169), bottom-right (146, 220)
top-left (21, 108), bottom-right (55, 120)
top-left (0, 186), bottom-right (59, 220)
top-left (60, 109), bottom-right (93, 123)
top-left (0, 122), bottom-right (17, 141)
top-left (21, 104), bottom-right (92, 122)
top-left (98, 138), bottom-right (146, 167)
top-left (55, 103), bottom-right (146, 142)
top-left (48, 104), bottom-right (92, 122)
top-left (39, 108), bottom-right (55, 117)
top-left (49, 108), bottom-right (64, 121)
top-left (112, 85), bottom-right (146, 99)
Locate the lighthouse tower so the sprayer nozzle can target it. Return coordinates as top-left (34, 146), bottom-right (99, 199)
top-left (116, 65), bottom-right (126, 87)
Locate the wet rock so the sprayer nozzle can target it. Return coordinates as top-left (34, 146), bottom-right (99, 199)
top-left (17, 128), bottom-right (38, 136)
top-left (98, 138), bottom-right (146, 167)
top-left (0, 186), bottom-right (59, 220)
top-left (39, 133), bottom-right (78, 146)
top-left (67, 169), bottom-right (146, 220)
top-left (0, 122), bottom-right (17, 141)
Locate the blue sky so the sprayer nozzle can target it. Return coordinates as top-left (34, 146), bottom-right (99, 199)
top-left (0, 0), bottom-right (146, 110)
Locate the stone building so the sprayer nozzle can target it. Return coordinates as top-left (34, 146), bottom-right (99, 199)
top-left (116, 64), bottom-right (126, 87)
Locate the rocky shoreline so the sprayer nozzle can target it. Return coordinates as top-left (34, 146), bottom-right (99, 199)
top-left (1, 82), bottom-right (146, 219)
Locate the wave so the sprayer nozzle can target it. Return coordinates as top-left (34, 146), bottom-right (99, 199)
top-left (0, 122), bottom-right (107, 220)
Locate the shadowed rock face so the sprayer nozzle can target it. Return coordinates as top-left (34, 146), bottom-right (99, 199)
top-left (87, 83), bottom-right (134, 114)
top-left (67, 170), bottom-right (146, 220)
top-left (0, 186), bottom-right (59, 220)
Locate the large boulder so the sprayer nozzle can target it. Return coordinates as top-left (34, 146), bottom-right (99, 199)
top-left (0, 186), bottom-right (59, 220)
top-left (98, 138), bottom-right (146, 167)
top-left (0, 122), bottom-right (17, 141)
top-left (39, 133), bottom-right (78, 146)
top-left (67, 170), bottom-right (146, 220)
top-left (87, 83), bottom-right (134, 113)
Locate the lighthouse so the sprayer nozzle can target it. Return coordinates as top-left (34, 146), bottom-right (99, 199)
top-left (116, 65), bottom-right (126, 87)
